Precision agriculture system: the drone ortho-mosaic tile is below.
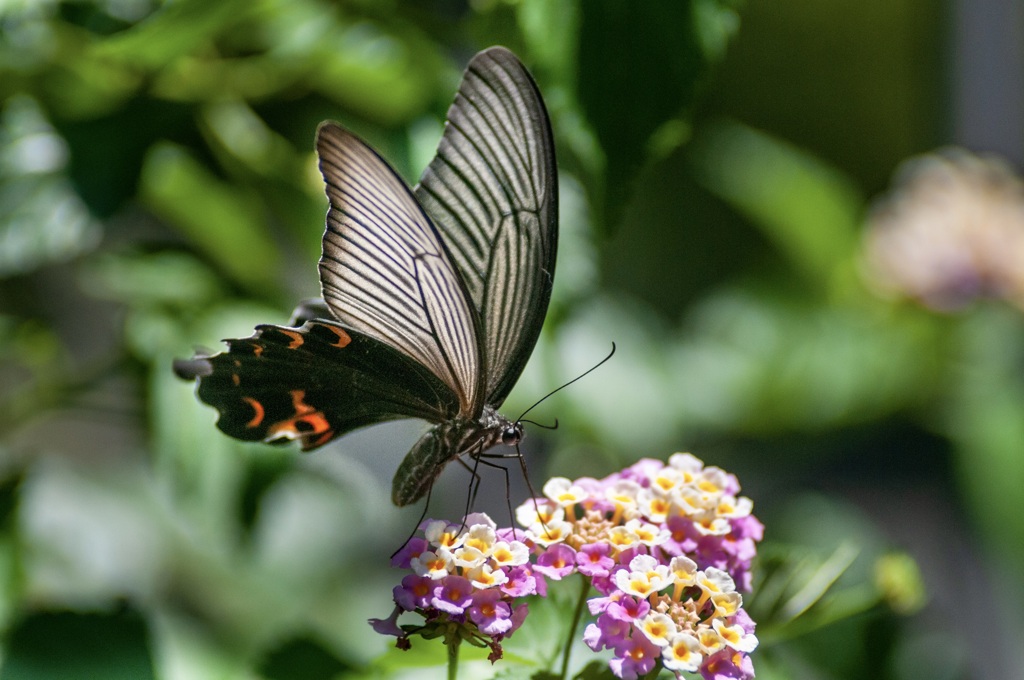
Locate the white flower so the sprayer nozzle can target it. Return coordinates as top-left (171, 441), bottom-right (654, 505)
top-left (667, 452), bottom-right (704, 480)
top-left (516, 498), bottom-right (563, 528)
top-left (637, 612), bottom-right (677, 646)
top-left (543, 477), bottom-right (587, 506)
top-left (489, 540), bottom-right (530, 568)
top-left (662, 633), bottom-right (703, 673)
top-left (607, 525), bottom-right (639, 550)
top-left (712, 592), bottom-right (743, 618)
top-left (460, 524), bottom-right (497, 556)
top-left (451, 545), bottom-right (487, 569)
top-left (697, 627), bottom-right (725, 654)
top-left (676, 487), bottom-right (708, 515)
top-left (713, 617), bottom-right (759, 653)
top-left (528, 519), bottom-right (573, 546)
top-left (605, 479), bottom-right (641, 508)
top-left (692, 511), bottom-right (732, 536)
top-left (636, 487), bottom-right (673, 523)
top-left (461, 512), bottom-right (496, 530)
top-left (625, 518), bottom-right (670, 547)
top-left (648, 466), bottom-right (685, 495)
top-left (696, 466), bottom-right (729, 497)
top-left (715, 495), bottom-right (753, 519)
top-left (423, 520), bottom-right (463, 549)
top-left (697, 567), bottom-right (737, 597)
top-left (466, 563), bottom-right (509, 589)
top-left (669, 556), bottom-right (698, 587)
top-left (410, 548), bottom-right (453, 580)
top-left (615, 554), bottom-right (671, 597)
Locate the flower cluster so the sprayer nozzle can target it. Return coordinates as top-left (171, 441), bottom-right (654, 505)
top-left (371, 453), bottom-right (762, 679)
top-left (370, 512), bottom-right (537, 660)
top-left (862, 148), bottom-right (1024, 312)
top-left (517, 453), bottom-right (762, 680)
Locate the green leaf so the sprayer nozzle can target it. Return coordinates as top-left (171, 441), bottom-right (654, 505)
top-left (91, 0), bottom-right (252, 69)
top-left (948, 305), bottom-right (1024, 566)
top-left (139, 142), bottom-right (280, 292)
top-left (79, 251), bottom-right (223, 309)
top-left (688, 120), bottom-right (864, 288)
top-left (259, 635), bottom-right (354, 680)
top-left (576, 1), bottom-right (726, 234)
top-left (2, 609), bottom-right (154, 680)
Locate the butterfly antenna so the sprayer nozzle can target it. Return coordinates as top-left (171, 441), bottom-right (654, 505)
top-left (516, 343), bottom-right (616, 422)
top-left (519, 417), bottom-right (559, 430)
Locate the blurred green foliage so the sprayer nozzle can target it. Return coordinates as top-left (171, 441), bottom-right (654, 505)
top-left (1, 0), bottom-right (1021, 678)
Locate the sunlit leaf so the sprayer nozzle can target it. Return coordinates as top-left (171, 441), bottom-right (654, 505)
top-left (689, 120), bottom-right (863, 288)
top-left (92, 0), bottom-right (252, 69)
top-left (310, 21), bottom-right (441, 125)
top-left (139, 141), bottom-right (280, 292)
top-left (0, 96), bottom-right (102, 274)
top-left (79, 251), bottom-right (223, 309)
top-left (576, 0), bottom-right (729, 234)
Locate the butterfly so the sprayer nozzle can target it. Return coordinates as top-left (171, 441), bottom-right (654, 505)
top-left (175, 46), bottom-right (557, 507)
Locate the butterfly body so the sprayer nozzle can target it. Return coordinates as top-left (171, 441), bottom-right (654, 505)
top-left (393, 406), bottom-right (521, 506)
top-left (176, 46), bottom-right (555, 506)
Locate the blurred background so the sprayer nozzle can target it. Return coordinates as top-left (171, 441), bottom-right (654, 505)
top-left (2, 0), bottom-right (1023, 678)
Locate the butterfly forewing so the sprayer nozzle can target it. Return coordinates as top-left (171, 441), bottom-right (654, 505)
top-left (317, 124), bottom-right (482, 415)
top-left (414, 46), bottom-right (557, 406)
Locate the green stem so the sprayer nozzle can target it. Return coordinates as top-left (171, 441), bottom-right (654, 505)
top-left (559, 576), bottom-right (591, 680)
top-left (447, 633), bottom-right (460, 680)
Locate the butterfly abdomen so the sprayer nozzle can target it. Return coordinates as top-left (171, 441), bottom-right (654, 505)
top-left (391, 406), bottom-right (515, 506)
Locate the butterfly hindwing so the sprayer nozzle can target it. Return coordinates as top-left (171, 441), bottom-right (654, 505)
top-left (415, 46), bottom-right (557, 406)
top-left (176, 320), bottom-right (460, 450)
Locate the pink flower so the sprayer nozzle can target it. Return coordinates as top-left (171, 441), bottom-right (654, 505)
top-left (700, 649), bottom-right (756, 680)
top-left (583, 613), bottom-right (631, 652)
top-left (431, 575), bottom-right (474, 615)
top-left (394, 574), bottom-right (433, 611)
top-left (577, 542), bottom-right (615, 577)
top-left (733, 515), bottom-right (765, 541)
top-left (614, 545), bottom-right (646, 569)
top-left (507, 603), bottom-right (529, 636)
top-left (609, 630), bottom-right (661, 679)
top-left (500, 565), bottom-right (538, 598)
top-left (606, 595), bottom-right (650, 622)
top-left (534, 544), bottom-right (577, 580)
top-left (468, 589), bottom-right (513, 636)
top-left (391, 537), bottom-right (428, 568)
top-left (368, 605), bottom-right (403, 637)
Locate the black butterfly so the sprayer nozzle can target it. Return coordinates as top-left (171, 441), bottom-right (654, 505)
top-left (175, 46), bottom-right (557, 506)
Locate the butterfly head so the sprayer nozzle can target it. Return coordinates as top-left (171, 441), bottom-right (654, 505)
top-left (501, 422), bottom-right (524, 447)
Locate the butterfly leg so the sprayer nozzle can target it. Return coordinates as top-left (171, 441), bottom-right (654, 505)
top-left (453, 456), bottom-right (481, 514)
top-left (473, 446), bottom-right (536, 540)
top-left (390, 482), bottom-right (437, 560)
top-left (453, 438), bottom-right (518, 533)
top-left (478, 445), bottom-right (538, 541)
top-left (453, 440), bottom-right (489, 530)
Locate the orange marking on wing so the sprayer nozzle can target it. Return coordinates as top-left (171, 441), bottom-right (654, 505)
top-left (291, 390), bottom-right (314, 415)
top-left (252, 344), bottom-right (264, 357)
top-left (279, 328), bottom-right (304, 349)
top-left (308, 430), bottom-right (335, 448)
top-left (242, 397), bottom-right (265, 428)
top-left (324, 325), bottom-right (351, 348)
top-left (231, 373), bottom-right (240, 386)
top-left (266, 390), bottom-right (332, 443)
